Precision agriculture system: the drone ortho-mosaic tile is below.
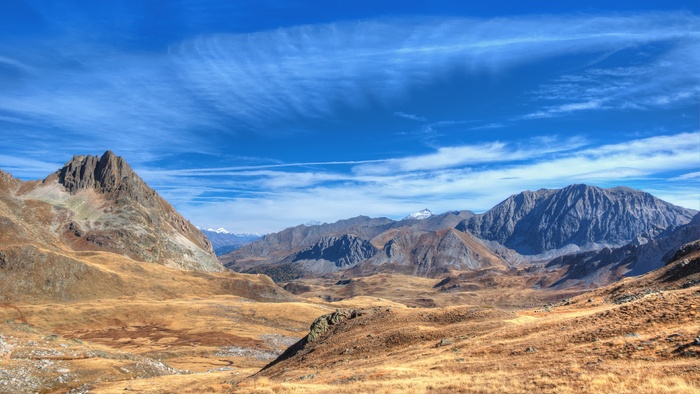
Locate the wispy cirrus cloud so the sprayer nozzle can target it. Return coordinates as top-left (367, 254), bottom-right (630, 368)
top-left (520, 40), bottom-right (700, 120)
top-left (394, 112), bottom-right (428, 122)
top-left (353, 136), bottom-right (587, 174)
top-left (168, 13), bottom-right (698, 127)
top-left (3, 12), bottom-right (696, 143)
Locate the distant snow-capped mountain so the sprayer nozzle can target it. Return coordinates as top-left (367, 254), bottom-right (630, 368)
top-left (404, 208), bottom-right (433, 220)
top-left (198, 228), bottom-right (263, 256)
top-left (197, 226), bottom-right (229, 233)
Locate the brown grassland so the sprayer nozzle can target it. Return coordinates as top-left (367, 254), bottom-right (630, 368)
top-left (0, 238), bottom-right (698, 393)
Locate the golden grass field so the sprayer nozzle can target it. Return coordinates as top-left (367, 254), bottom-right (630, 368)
top-left (1, 254), bottom-right (699, 394)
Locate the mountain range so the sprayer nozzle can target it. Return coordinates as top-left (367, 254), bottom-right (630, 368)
top-left (222, 184), bottom-right (697, 287)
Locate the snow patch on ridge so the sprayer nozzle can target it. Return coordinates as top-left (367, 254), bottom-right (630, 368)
top-left (404, 209), bottom-right (433, 220)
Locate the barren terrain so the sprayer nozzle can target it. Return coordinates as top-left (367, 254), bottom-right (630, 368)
top-left (1, 247), bottom-right (698, 393)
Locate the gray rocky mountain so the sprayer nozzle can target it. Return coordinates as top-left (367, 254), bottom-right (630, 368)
top-left (459, 184), bottom-right (696, 256)
top-left (220, 216), bottom-right (395, 272)
top-left (293, 234), bottom-right (377, 268)
top-left (222, 184), bottom-right (696, 285)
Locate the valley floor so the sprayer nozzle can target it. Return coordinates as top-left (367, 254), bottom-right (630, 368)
top-left (1, 284), bottom-right (698, 393)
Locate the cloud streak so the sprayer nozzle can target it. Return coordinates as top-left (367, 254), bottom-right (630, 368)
top-left (2, 12), bottom-right (696, 145)
top-left (169, 13), bottom-right (699, 127)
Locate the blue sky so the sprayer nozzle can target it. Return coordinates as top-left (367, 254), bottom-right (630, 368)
top-left (1, 1), bottom-right (698, 234)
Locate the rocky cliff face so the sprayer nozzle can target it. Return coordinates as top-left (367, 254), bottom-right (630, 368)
top-left (460, 184), bottom-right (696, 255)
top-left (20, 151), bottom-right (222, 272)
top-left (293, 234), bottom-right (377, 270)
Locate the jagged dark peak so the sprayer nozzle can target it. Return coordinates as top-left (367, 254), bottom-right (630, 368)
top-left (30, 151), bottom-right (221, 271)
top-left (293, 234), bottom-right (377, 269)
top-left (461, 184), bottom-right (696, 255)
top-left (54, 150), bottom-right (137, 195)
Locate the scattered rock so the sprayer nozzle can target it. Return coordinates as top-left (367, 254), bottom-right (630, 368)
top-left (308, 309), bottom-right (358, 343)
top-left (436, 338), bottom-right (454, 347)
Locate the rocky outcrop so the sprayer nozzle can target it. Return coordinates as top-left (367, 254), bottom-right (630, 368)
top-left (56, 150), bottom-right (132, 195)
top-left (261, 309), bottom-right (362, 371)
top-left (460, 184), bottom-right (696, 255)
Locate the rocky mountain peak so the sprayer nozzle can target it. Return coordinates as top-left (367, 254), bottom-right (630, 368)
top-left (54, 150), bottom-right (134, 195)
top-left (461, 184), bottom-right (696, 255)
top-left (293, 234), bottom-right (377, 269)
top-left (32, 151), bottom-right (222, 271)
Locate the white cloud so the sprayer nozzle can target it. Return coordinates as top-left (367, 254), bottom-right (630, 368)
top-left (520, 100), bottom-right (603, 119)
top-left (0, 155), bottom-right (63, 179)
top-left (0, 12), bottom-right (696, 161)
top-left (672, 171), bottom-right (700, 180)
top-left (394, 112), bottom-right (428, 121)
top-left (354, 136), bottom-right (587, 175)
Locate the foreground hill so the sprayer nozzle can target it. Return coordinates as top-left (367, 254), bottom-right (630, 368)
top-left (234, 242), bottom-right (700, 393)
